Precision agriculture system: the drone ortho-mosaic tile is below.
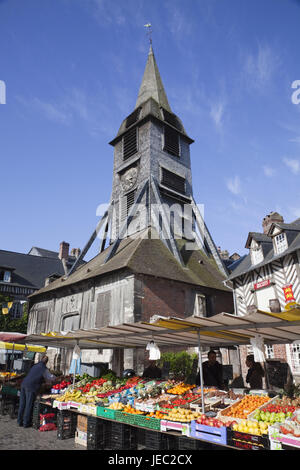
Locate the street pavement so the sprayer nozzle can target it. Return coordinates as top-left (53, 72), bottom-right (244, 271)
top-left (0, 414), bottom-right (82, 451)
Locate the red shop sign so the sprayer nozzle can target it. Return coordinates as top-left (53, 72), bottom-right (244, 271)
top-left (254, 279), bottom-right (271, 290)
top-left (282, 285), bottom-right (295, 303)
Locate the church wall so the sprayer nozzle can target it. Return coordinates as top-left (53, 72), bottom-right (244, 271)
top-left (27, 271), bottom-right (135, 334)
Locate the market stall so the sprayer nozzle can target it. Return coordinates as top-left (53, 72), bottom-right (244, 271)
top-left (13, 307), bottom-right (300, 450)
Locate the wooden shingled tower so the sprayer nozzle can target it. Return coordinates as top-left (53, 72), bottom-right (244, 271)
top-left (28, 45), bottom-right (233, 375)
top-left (69, 45), bottom-right (228, 278)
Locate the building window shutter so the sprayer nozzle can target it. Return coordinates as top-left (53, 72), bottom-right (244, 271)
top-left (125, 107), bottom-right (141, 128)
top-left (95, 292), bottom-right (111, 328)
top-left (123, 127), bottom-right (138, 160)
top-left (161, 168), bottom-right (185, 194)
top-left (163, 126), bottom-right (180, 157)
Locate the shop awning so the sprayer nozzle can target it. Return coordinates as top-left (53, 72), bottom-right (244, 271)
top-left (0, 332), bottom-right (27, 342)
top-left (0, 341), bottom-right (46, 353)
top-left (21, 306), bottom-right (300, 350)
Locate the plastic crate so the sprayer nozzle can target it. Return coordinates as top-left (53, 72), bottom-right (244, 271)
top-left (0, 397), bottom-right (10, 415)
top-left (116, 411), bottom-right (136, 426)
top-left (97, 407), bottom-right (118, 420)
top-left (227, 428), bottom-right (270, 449)
top-left (134, 414), bottom-right (161, 430)
top-left (108, 422), bottom-right (138, 450)
top-left (177, 436), bottom-right (200, 450)
top-left (87, 417), bottom-right (111, 450)
top-left (57, 410), bottom-right (77, 440)
top-left (144, 430), bottom-right (169, 450)
top-left (190, 420), bottom-right (227, 445)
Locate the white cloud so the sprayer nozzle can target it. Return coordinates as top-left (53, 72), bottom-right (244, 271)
top-left (210, 101), bottom-right (225, 129)
top-left (243, 43), bottom-right (279, 91)
top-left (263, 165), bottom-right (276, 177)
top-left (283, 157), bottom-right (300, 174)
top-left (226, 175), bottom-right (241, 195)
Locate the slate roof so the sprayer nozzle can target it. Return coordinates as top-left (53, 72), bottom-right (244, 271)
top-left (0, 249), bottom-right (85, 291)
top-left (109, 45), bottom-right (193, 145)
top-left (229, 218), bottom-right (300, 280)
top-left (29, 228), bottom-right (230, 299)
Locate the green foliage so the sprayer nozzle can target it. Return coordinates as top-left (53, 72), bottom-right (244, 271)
top-left (0, 297), bottom-right (29, 334)
top-left (158, 350), bottom-right (198, 380)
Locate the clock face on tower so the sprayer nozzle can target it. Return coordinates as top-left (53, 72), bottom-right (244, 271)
top-left (121, 167), bottom-right (138, 192)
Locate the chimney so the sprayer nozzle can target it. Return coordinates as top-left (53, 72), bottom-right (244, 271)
top-left (59, 241), bottom-right (70, 260)
top-left (262, 212), bottom-right (284, 235)
top-left (70, 248), bottom-right (81, 258)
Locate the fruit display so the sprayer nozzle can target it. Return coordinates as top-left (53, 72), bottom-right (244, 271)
top-left (162, 407), bottom-right (202, 423)
top-left (196, 414), bottom-right (234, 429)
top-left (221, 394), bottom-right (270, 420)
top-left (108, 402), bottom-right (125, 411)
top-left (55, 389), bottom-right (97, 404)
top-left (279, 413), bottom-right (300, 438)
top-left (122, 404), bottom-right (145, 415)
top-left (232, 419), bottom-right (269, 436)
top-left (146, 410), bottom-right (167, 419)
top-left (52, 378), bottom-right (72, 392)
top-left (166, 382), bottom-right (195, 395)
top-left (171, 393), bottom-right (200, 407)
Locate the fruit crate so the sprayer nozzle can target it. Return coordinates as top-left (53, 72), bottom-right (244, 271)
top-left (177, 436), bottom-right (201, 450)
top-left (190, 420), bottom-right (227, 445)
top-left (247, 395), bottom-right (279, 421)
top-left (56, 410), bottom-right (77, 440)
top-left (116, 411), bottom-right (137, 425)
top-left (32, 399), bottom-right (54, 429)
top-left (160, 419), bottom-right (190, 437)
top-left (268, 423), bottom-right (300, 449)
top-left (144, 429), bottom-right (178, 450)
top-left (97, 406), bottom-right (120, 420)
top-left (134, 414), bottom-right (161, 430)
top-left (227, 428), bottom-right (270, 449)
top-left (108, 422), bottom-right (138, 450)
top-left (87, 417), bottom-right (111, 450)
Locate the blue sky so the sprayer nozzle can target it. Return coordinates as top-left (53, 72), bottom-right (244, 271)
top-left (1, 0), bottom-right (300, 261)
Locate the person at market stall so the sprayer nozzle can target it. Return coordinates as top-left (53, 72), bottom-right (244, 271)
top-left (245, 354), bottom-right (265, 389)
top-left (196, 350), bottom-right (226, 389)
top-left (142, 360), bottom-right (162, 379)
top-left (17, 354), bottom-right (57, 428)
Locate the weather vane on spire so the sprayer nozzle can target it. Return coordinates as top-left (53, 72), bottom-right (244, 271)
top-left (144, 23), bottom-right (152, 45)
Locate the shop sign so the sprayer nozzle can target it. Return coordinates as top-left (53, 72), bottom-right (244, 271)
top-left (254, 279), bottom-right (271, 291)
top-left (282, 285), bottom-right (295, 303)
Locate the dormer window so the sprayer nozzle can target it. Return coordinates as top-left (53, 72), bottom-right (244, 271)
top-left (274, 232), bottom-right (288, 254)
top-left (0, 269), bottom-right (12, 283)
top-left (250, 240), bottom-right (264, 265)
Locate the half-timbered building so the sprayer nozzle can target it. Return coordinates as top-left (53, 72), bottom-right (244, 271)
top-left (228, 211), bottom-right (300, 381)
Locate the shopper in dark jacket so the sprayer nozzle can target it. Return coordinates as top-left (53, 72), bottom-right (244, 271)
top-left (196, 350), bottom-right (225, 389)
top-left (246, 355), bottom-right (265, 389)
top-left (17, 355), bottom-right (56, 428)
top-left (142, 361), bottom-right (162, 379)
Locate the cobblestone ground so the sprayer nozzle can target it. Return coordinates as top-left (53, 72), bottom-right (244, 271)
top-left (0, 415), bottom-right (83, 450)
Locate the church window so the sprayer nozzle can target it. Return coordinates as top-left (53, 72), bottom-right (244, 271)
top-left (161, 168), bottom-right (185, 194)
top-left (121, 189), bottom-right (136, 221)
top-left (123, 127), bottom-right (138, 160)
top-left (125, 107), bottom-right (141, 128)
top-left (62, 314), bottom-right (80, 332)
top-left (162, 108), bottom-right (181, 130)
top-left (163, 126), bottom-right (180, 157)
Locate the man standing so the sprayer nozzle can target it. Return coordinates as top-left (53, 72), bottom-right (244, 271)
top-left (196, 350), bottom-right (225, 389)
top-left (17, 354), bottom-right (56, 428)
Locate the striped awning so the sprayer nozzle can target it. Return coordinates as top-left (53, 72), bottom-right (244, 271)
top-left (21, 307), bottom-right (300, 350)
